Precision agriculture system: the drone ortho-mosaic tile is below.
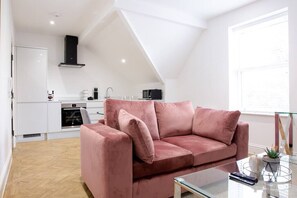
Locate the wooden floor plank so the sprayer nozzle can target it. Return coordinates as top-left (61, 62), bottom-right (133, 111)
top-left (4, 138), bottom-right (93, 198)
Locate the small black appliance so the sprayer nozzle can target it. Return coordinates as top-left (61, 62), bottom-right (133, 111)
top-left (142, 89), bottom-right (162, 100)
top-left (94, 87), bottom-right (98, 100)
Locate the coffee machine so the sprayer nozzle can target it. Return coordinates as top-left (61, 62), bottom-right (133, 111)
top-left (93, 88), bottom-right (98, 100)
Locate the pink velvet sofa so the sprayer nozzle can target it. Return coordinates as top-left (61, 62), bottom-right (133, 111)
top-left (80, 99), bottom-right (249, 198)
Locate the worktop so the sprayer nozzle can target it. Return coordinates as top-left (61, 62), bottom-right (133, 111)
top-left (58, 99), bottom-right (105, 104)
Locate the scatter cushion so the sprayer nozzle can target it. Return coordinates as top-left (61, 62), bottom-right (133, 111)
top-left (192, 107), bottom-right (241, 145)
top-left (105, 99), bottom-right (160, 140)
top-left (133, 140), bottom-right (193, 179)
top-left (155, 101), bottom-right (194, 138)
top-left (118, 109), bottom-right (154, 164)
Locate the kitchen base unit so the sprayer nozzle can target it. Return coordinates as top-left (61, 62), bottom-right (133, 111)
top-left (15, 102), bottom-right (48, 135)
top-left (86, 101), bottom-right (104, 124)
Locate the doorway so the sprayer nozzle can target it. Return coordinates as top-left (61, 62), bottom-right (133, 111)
top-left (11, 44), bottom-right (15, 147)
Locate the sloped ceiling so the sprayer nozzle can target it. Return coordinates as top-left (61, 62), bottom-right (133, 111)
top-left (81, 1), bottom-right (206, 81)
top-left (139, 0), bottom-right (258, 20)
top-left (81, 11), bottom-right (161, 84)
top-left (121, 11), bottom-right (203, 79)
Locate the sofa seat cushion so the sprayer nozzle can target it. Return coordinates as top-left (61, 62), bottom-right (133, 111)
top-left (104, 99), bottom-right (160, 140)
top-left (162, 135), bottom-right (237, 166)
top-left (155, 101), bottom-right (194, 138)
top-left (133, 140), bottom-right (193, 180)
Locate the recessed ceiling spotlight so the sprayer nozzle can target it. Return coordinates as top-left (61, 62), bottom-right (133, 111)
top-left (48, 12), bottom-right (60, 26)
top-left (121, 59), bottom-right (126, 63)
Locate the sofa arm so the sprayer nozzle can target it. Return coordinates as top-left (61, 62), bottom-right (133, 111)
top-left (80, 123), bottom-right (133, 198)
top-left (232, 122), bottom-right (249, 160)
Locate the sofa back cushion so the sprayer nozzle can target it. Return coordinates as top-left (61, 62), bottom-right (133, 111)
top-left (192, 107), bottom-right (241, 145)
top-left (155, 101), bottom-right (194, 138)
top-left (118, 109), bottom-right (155, 164)
top-left (104, 99), bottom-right (160, 140)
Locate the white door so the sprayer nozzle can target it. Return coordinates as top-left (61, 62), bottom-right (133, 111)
top-left (16, 47), bottom-right (47, 102)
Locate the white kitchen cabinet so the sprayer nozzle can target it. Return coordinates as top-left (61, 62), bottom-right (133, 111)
top-left (87, 101), bottom-right (104, 124)
top-left (47, 102), bottom-right (61, 133)
top-left (16, 103), bottom-right (47, 135)
top-left (16, 47), bottom-right (48, 102)
top-left (15, 46), bottom-right (48, 136)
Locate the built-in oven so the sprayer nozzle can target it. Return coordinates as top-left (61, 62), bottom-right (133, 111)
top-left (61, 103), bottom-right (86, 129)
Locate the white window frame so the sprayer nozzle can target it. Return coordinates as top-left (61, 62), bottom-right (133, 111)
top-left (229, 8), bottom-right (289, 114)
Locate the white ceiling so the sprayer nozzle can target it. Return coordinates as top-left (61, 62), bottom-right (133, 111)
top-left (12, 0), bottom-right (258, 36)
top-left (139, 0), bottom-right (258, 20)
top-left (12, 0), bottom-right (258, 84)
top-left (12, 0), bottom-right (113, 36)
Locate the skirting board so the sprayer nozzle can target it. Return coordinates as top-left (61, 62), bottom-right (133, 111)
top-left (47, 130), bottom-right (80, 140)
top-left (15, 130), bottom-right (80, 142)
top-left (0, 153), bottom-right (12, 198)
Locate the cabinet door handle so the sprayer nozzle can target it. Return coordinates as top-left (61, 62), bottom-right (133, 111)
top-left (63, 108), bottom-right (81, 110)
top-left (97, 112), bottom-right (104, 115)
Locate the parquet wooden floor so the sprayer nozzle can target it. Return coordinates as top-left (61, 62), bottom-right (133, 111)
top-left (4, 138), bottom-right (198, 198)
top-left (4, 138), bottom-right (93, 198)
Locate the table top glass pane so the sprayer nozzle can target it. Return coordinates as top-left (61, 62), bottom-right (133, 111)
top-left (175, 154), bottom-right (297, 198)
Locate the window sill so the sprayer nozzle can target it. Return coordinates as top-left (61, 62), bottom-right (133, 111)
top-left (241, 111), bottom-right (288, 117)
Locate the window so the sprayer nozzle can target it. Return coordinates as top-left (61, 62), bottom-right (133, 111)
top-left (229, 9), bottom-right (288, 113)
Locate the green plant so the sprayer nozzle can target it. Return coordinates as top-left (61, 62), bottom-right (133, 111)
top-left (265, 147), bottom-right (280, 159)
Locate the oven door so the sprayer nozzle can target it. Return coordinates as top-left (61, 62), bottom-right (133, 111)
top-left (61, 107), bottom-right (83, 129)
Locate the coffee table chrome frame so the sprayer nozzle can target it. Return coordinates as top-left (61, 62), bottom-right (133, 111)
top-left (174, 177), bottom-right (213, 198)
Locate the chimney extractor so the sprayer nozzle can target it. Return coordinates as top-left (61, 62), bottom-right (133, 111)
top-left (58, 35), bottom-right (85, 67)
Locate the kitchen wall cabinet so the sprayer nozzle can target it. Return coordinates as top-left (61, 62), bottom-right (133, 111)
top-left (15, 46), bottom-right (48, 102)
top-left (16, 103), bottom-right (47, 135)
top-left (47, 102), bottom-right (61, 133)
top-left (87, 101), bottom-right (104, 124)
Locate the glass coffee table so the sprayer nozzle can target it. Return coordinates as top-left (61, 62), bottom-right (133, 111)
top-left (174, 154), bottom-right (297, 198)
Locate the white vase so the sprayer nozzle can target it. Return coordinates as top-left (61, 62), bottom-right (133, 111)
top-left (249, 155), bottom-right (264, 174)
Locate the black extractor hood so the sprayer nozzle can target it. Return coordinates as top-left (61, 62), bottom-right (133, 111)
top-left (58, 35), bottom-right (85, 67)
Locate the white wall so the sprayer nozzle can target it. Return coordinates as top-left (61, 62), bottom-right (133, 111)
top-left (173, 0), bottom-right (293, 153)
top-left (163, 79), bottom-right (180, 102)
top-left (15, 32), bottom-right (137, 100)
top-left (0, 0), bottom-right (13, 196)
top-left (289, 0), bottom-right (297, 112)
